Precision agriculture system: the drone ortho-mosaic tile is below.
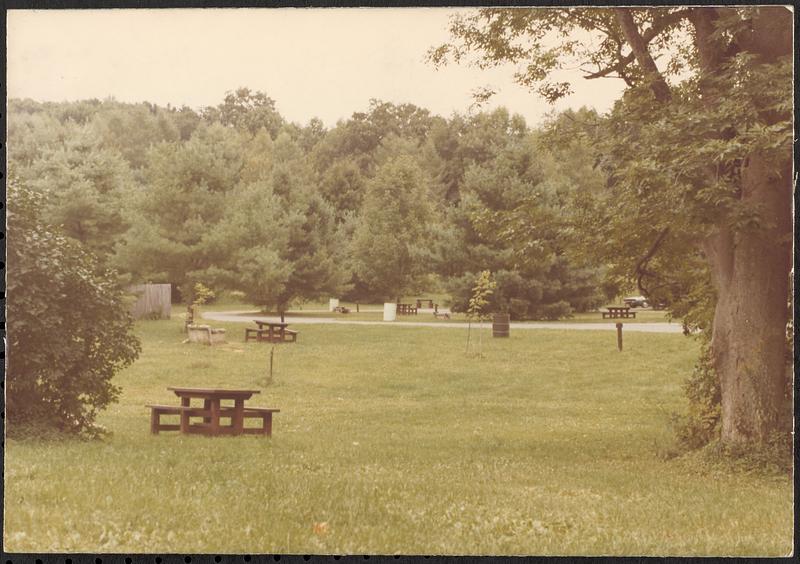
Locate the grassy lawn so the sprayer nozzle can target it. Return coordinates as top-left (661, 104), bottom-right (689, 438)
top-left (3, 317), bottom-right (791, 555)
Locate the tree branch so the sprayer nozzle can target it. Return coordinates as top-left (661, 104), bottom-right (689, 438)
top-left (614, 9), bottom-right (674, 103)
top-left (585, 9), bottom-right (692, 83)
top-left (635, 227), bottom-right (670, 295)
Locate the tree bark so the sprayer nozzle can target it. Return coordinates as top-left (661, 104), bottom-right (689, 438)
top-left (697, 7), bottom-right (793, 444)
top-left (704, 155), bottom-right (792, 443)
top-left (614, 9), bottom-right (672, 103)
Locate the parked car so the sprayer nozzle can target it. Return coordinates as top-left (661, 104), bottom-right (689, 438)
top-left (623, 296), bottom-right (649, 308)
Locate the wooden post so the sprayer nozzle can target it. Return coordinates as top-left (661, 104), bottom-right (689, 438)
top-left (280, 311), bottom-right (285, 323)
top-left (356, 302), bottom-right (359, 313)
top-left (616, 323), bottom-right (623, 351)
top-left (269, 346), bottom-right (275, 382)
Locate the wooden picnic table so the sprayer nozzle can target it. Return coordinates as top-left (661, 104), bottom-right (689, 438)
top-left (602, 306), bottom-right (637, 319)
top-left (245, 320), bottom-right (298, 343)
top-left (170, 387), bottom-right (258, 436)
top-left (415, 298), bottom-right (435, 309)
top-left (396, 303), bottom-right (418, 315)
top-left (147, 387), bottom-right (280, 436)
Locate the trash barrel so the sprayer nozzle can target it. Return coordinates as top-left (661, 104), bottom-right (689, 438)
top-left (492, 313), bottom-right (510, 337)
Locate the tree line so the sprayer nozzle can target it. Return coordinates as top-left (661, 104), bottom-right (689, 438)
top-left (8, 89), bottom-right (613, 318)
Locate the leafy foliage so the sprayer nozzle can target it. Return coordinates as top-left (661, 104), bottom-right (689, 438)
top-left (351, 156), bottom-right (434, 301)
top-left (191, 283), bottom-right (216, 306)
top-left (669, 340), bottom-right (720, 450)
top-left (6, 176), bottom-right (141, 435)
top-left (442, 111), bottom-right (605, 319)
top-left (464, 270), bottom-right (497, 357)
top-left (202, 88), bottom-right (285, 138)
top-left (466, 270), bottom-right (496, 322)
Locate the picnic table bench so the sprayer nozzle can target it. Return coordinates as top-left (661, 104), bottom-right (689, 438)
top-left (245, 320), bottom-right (298, 343)
top-left (396, 303), bottom-right (418, 315)
top-left (602, 306), bottom-right (637, 319)
top-left (333, 305), bottom-right (350, 314)
top-left (148, 387), bottom-right (280, 436)
top-left (415, 298), bottom-right (436, 309)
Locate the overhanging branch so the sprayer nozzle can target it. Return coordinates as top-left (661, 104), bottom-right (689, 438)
top-left (635, 227), bottom-right (671, 296)
top-left (584, 9), bottom-right (693, 83)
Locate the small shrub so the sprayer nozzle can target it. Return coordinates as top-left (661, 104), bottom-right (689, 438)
top-left (669, 341), bottom-right (721, 451)
top-left (192, 282), bottom-right (216, 306)
top-left (465, 270), bottom-right (496, 356)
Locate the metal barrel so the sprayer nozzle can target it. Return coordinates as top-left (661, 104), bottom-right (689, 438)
top-left (492, 313), bottom-right (510, 337)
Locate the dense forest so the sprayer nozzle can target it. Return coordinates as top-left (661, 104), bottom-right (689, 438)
top-left (8, 89), bottom-right (617, 319)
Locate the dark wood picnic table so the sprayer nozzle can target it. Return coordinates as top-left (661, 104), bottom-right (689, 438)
top-left (396, 303), bottom-right (418, 315)
top-left (245, 320), bottom-right (298, 343)
top-left (147, 387), bottom-right (280, 437)
top-left (602, 306), bottom-right (637, 319)
top-left (169, 387), bottom-right (259, 435)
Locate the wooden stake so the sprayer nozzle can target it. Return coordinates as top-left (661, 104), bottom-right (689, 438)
top-left (616, 322), bottom-right (623, 351)
top-left (268, 346), bottom-right (275, 383)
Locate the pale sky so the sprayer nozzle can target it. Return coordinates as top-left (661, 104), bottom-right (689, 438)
top-left (7, 8), bottom-right (626, 127)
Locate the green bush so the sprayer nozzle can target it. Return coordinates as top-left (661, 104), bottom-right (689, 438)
top-left (447, 269), bottom-right (595, 320)
top-left (669, 341), bottom-right (721, 451)
top-left (7, 177), bottom-right (141, 435)
top-left (191, 282), bottom-right (216, 306)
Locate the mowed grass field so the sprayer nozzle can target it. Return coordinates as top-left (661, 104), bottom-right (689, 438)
top-left (3, 317), bottom-right (793, 555)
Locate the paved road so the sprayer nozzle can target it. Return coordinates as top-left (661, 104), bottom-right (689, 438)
top-left (203, 310), bottom-right (685, 333)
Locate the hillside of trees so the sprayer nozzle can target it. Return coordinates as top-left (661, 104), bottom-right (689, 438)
top-left (9, 89), bottom-right (616, 318)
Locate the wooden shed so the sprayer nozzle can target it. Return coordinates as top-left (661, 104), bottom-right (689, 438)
top-left (129, 284), bottom-right (172, 320)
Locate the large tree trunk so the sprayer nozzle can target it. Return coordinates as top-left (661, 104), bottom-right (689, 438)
top-left (698, 7), bottom-right (794, 444)
top-left (704, 154), bottom-right (792, 443)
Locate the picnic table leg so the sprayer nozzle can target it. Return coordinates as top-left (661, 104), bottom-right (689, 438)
top-left (150, 409), bottom-right (160, 434)
top-left (180, 396), bottom-right (191, 433)
top-left (210, 399), bottom-right (221, 436)
top-left (233, 398), bottom-right (245, 435)
top-left (261, 412), bottom-right (273, 436)
top-left (203, 399), bottom-right (211, 423)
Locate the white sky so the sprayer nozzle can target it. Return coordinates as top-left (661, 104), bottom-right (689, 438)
top-left (7, 8), bottom-right (626, 127)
